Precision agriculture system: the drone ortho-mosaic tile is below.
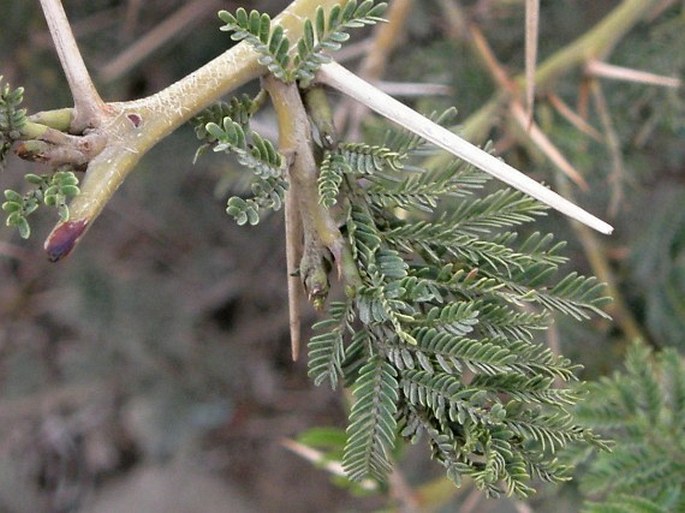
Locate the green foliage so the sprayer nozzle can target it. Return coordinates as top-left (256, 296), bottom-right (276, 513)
top-left (192, 94), bottom-right (256, 163)
top-left (301, 109), bottom-right (610, 495)
top-left (0, 76), bottom-right (26, 169)
top-left (218, 1), bottom-right (386, 85)
top-left (317, 142), bottom-right (404, 208)
top-left (2, 170), bottom-right (80, 238)
top-left (342, 355), bottom-right (398, 481)
top-left (575, 342), bottom-right (685, 513)
top-left (309, 300), bottom-right (351, 389)
top-left (293, 1), bottom-right (387, 86)
top-left (202, 116), bottom-right (286, 225)
top-left (317, 151), bottom-right (348, 208)
top-left (218, 8), bottom-right (292, 82)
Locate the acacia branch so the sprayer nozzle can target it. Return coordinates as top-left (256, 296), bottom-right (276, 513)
top-left (263, 74), bottom-right (361, 359)
top-left (39, 0), bottom-right (661, 259)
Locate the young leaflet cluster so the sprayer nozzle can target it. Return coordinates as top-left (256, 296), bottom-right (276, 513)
top-left (1, 76), bottom-right (80, 239)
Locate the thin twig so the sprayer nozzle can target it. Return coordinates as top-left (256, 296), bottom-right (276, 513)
top-left (39, 0), bottom-right (106, 131)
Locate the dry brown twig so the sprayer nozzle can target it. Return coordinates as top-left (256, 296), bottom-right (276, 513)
top-left (546, 92), bottom-right (603, 142)
top-left (464, 21), bottom-right (590, 189)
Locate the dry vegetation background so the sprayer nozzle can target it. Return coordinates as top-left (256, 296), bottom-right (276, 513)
top-left (0, 1), bottom-right (683, 512)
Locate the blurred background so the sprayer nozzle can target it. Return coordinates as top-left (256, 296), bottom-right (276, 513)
top-left (0, 1), bottom-right (683, 512)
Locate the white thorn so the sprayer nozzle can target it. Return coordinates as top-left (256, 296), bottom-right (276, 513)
top-left (317, 62), bottom-right (613, 235)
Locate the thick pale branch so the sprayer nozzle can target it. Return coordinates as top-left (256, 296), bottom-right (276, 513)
top-left (42, 0), bottom-right (661, 258)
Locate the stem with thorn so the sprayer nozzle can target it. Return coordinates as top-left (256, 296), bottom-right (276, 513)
top-left (262, 74), bottom-right (359, 358)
